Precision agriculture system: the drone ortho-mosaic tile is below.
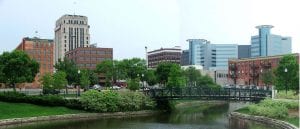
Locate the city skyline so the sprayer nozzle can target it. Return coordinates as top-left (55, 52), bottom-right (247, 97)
top-left (0, 0), bottom-right (299, 59)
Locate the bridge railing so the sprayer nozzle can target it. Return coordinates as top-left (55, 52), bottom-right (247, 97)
top-left (144, 87), bottom-right (272, 101)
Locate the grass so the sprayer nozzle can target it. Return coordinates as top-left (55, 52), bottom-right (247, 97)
top-left (0, 101), bottom-right (85, 120)
top-left (236, 105), bottom-right (299, 127)
top-left (275, 90), bottom-right (299, 100)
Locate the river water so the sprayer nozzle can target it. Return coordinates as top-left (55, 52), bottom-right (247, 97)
top-left (3, 102), bottom-right (277, 129)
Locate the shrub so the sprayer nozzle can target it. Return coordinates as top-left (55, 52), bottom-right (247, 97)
top-left (245, 98), bottom-right (298, 119)
top-left (80, 90), bottom-right (155, 112)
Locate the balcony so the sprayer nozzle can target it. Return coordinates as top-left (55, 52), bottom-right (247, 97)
top-left (229, 64), bottom-right (236, 70)
top-left (250, 64), bottom-right (258, 69)
top-left (250, 72), bottom-right (259, 77)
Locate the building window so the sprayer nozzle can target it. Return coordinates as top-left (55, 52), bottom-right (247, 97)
top-left (63, 28), bottom-right (65, 33)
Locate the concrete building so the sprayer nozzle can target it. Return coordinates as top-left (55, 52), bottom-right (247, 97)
top-left (228, 53), bottom-right (299, 88)
top-left (65, 46), bottom-right (113, 70)
top-left (251, 25), bottom-right (291, 57)
top-left (180, 50), bottom-right (189, 66)
top-left (187, 39), bottom-right (238, 70)
top-left (16, 37), bottom-right (54, 88)
top-left (54, 14), bottom-right (90, 64)
top-left (238, 45), bottom-right (251, 59)
top-left (147, 46), bottom-right (181, 68)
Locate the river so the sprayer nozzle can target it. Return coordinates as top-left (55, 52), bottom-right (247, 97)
top-left (2, 101), bottom-right (278, 129)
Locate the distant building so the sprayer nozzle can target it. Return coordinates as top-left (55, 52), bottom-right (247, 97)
top-left (238, 45), bottom-right (251, 59)
top-left (54, 14), bottom-right (90, 64)
top-left (187, 39), bottom-right (238, 70)
top-left (16, 37), bottom-right (54, 88)
top-left (147, 46), bottom-right (181, 68)
top-left (65, 47), bottom-right (113, 70)
top-left (187, 39), bottom-right (210, 66)
top-left (251, 25), bottom-right (291, 57)
top-left (65, 46), bottom-right (113, 85)
top-left (228, 53), bottom-right (299, 87)
top-left (180, 50), bottom-right (189, 66)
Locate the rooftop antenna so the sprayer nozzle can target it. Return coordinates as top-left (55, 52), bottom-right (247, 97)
top-left (34, 31), bottom-right (39, 38)
top-left (73, 1), bottom-right (77, 15)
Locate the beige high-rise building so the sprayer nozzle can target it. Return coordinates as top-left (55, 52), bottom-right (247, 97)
top-left (54, 14), bottom-right (90, 63)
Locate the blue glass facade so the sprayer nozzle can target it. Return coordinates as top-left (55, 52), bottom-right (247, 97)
top-left (187, 39), bottom-right (238, 70)
top-left (251, 25), bottom-right (291, 57)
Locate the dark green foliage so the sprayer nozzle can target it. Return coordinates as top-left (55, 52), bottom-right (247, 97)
top-left (274, 54), bottom-right (299, 92)
top-left (0, 50), bottom-right (39, 91)
top-left (79, 69), bottom-right (90, 90)
top-left (155, 62), bottom-right (173, 85)
top-left (196, 75), bottom-right (220, 89)
top-left (54, 57), bottom-right (79, 85)
top-left (167, 64), bottom-right (186, 88)
top-left (127, 78), bottom-right (140, 91)
top-left (145, 69), bottom-right (157, 86)
top-left (184, 67), bottom-right (201, 86)
top-left (96, 60), bottom-right (114, 87)
top-left (52, 71), bottom-right (68, 89)
top-left (260, 69), bottom-right (274, 88)
top-left (0, 92), bottom-right (84, 110)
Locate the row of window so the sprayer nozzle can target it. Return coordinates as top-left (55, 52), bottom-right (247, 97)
top-left (64, 20), bottom-right (86, 25)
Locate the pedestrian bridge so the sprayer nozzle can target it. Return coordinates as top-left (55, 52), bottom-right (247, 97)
top-left (144, 87), bottom-right (272, 101)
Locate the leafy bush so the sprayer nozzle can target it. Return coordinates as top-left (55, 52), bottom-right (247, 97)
top-left (245, 99), bottom-right (299, 119)
top-left (80, 90), bottom-right (155, 112)
top-left (275, 91), bottom-right (299, 100)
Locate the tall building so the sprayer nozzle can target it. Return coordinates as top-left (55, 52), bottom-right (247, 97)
top-left (180, 50), bottom-right (189, 66)
top-left (251, 25), bottom-right (291, 57)
top-left (147, 46), bottom-right (181, 68)
top-left (16, 37), bottom-right (54, 88)
top-left (238, 45), bottom-right (251, 59)
top-left (54, 14), bottom-right (90, 63)
top-left (228, 53), bottom-right (299, 87)
top-left (187, 39), bottom-right (210, 65)
top-left (187, 39), bottom-right (238, 70)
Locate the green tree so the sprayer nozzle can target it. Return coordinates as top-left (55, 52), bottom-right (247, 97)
top-left (40, 73), bottom-right (53, 90)
top-left (184, 67), bottom-right (201, 86)
top-left (0, 50), bottom-right (39, 91)
top-left (80, 69), bottom-right (91, 90)
top-left (52, 71), bottom-right (67, 89)
top-left (260, 69), bottom-right (274, 89)
top-left (274, 54), bottom-right (299, 93)
top-left (96, 60), bottom-right (114, 87)
top-left (87, 70), bottom-right (99, 85)
top-left (54, 57), bottom-right (79, 85)
top-left (145, 69), bottom-right (157, 86)
top-left (167, 64), bottom-right (186, 88)
top-left (155, 62), bottom-right (174, 86)
top-left (196, 74), bottom-right (220, 89)
top-left (127, 78), bottom-right (140, 91)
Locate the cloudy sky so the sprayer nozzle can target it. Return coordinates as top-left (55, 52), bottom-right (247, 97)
top-left (0, 0), bottom-right (299, 59)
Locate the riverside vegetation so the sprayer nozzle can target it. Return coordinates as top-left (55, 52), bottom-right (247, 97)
top-left (236, 99), bottom-right (299, 127)
top-left (0, 90), bottom-right (155, 120)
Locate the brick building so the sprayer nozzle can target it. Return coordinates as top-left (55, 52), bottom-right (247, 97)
top-left (147, 46), bottom-right (181, 68)
top-left (65, 46), bottom-right (113, 84)
top-left (228, 53), bottom-right (299, 87)
top-left (16, 37), bottom-right (54, 88)
top-left (65, 47), bottom-right (113, 70)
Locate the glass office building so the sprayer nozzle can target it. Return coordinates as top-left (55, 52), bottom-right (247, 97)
top-left (187, 39), bottom-right (238, 70)
top-left (251, 25), bottom-right (291, 57)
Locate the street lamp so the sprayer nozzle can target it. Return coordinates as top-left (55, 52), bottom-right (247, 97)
top-left (284, 68), bottom-right (288, 95)
top-left (77, 70), bottom-right (81, 96)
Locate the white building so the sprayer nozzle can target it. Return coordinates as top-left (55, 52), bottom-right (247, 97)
top-left (54, 14), bottom-right (90, 63)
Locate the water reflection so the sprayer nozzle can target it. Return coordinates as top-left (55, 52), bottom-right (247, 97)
top-left (2, 102), bottom-right (276, 129)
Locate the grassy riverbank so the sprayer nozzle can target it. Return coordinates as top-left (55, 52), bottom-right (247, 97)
top-left (0, 101), bottom-right (84, 120)
top-left (236, 99), bottom-right (299, 127)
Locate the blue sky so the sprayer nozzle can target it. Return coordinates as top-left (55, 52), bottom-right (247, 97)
top-left (0, 0), bottom-right (299, 59)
